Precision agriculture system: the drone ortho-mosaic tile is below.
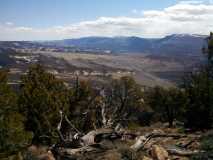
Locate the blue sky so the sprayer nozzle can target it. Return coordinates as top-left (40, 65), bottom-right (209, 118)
top-left (0, 0), bottom-right (179, 27)
top-left (0, 0), bottom-right (212, 40)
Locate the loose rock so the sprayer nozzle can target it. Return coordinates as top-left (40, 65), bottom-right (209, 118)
top-left (143, 156), bottom-right (153, 160)
top-left (151, 145), bottom-right (169, 160)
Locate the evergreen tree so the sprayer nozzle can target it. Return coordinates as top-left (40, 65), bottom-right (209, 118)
top-left (145, 86), bottom-right (186, 127)
top-left (19, 64), bottom-right (69, 144)
top-left (67, 77), bottom-right (97, 133)
top-left (184, 32), bottom-right (213, 129)
top-left (0, 69), bottom-right (32, 158)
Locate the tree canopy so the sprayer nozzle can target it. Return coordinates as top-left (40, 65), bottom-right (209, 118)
top-left (0, 69), bottom-right (32, 158)
top-left (19, 64), bottom-right (69, 144)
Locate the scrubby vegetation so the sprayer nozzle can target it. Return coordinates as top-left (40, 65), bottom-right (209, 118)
top-left (145, 86), bottom-right (186, 128)
top-left (0, 69), bottom-right (32, 159)
top-left (0, 33), bottom-right (213, 160)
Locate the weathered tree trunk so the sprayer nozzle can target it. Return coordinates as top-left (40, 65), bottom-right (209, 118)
top-left (131, 131), bottom-right (187, 151)
top-left (166, 147), bottom-right (203, 156)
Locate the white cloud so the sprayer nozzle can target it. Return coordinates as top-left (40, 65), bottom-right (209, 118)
top-left (5, 22), bottom-right (14, 26)
top-left (0, 1), bottom-right (213, 40)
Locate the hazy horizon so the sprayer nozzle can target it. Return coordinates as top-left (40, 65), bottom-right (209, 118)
top-left (0, 33), bottom-right (208, 42)
top-left (0, 0), bottom-right (213, 41)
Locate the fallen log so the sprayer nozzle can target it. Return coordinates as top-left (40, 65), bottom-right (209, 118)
top-left (130, 136), bottom-right (147, 151)
top-left (61, 146), bottom-right (100, 155)
top-left (166, 146), bottom-right (204, 156)
top-left (131, 130), bottom-right (187, 151)
top-left (80, 128), bottom-right (120, 146)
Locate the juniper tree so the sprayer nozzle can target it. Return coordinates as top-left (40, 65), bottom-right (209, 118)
top-left (19, 64), bottom-right (69, 144)
top-left (184, 32), bottom-right (213, 129)
top-left (0, 69), bottom-right (32, 157)
top-left (145, 86), bottom-right (186, 127)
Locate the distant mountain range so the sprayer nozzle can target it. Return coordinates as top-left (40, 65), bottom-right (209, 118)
top-left (0, 34), bottom-right (207, 56)
top-left (41, 34), bottom-right (207, 55)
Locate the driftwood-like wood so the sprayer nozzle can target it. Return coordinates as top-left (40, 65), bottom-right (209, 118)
top-left (53, 110), bottom-right (204, 160)
top-left (131, 131), bottom-right (187, 151)
top-left (130, 136), bottom-right (147, 151)
top-left (57, 110), bottom-right (66, 142)
top-left (80, 128), bottom-right (118, 146)
top-left (60, 146), bottom-right (100, 155)
top-left (166, 147), bottom-right (203, 156)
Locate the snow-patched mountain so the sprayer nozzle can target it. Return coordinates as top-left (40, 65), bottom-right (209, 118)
top-left (0, 34), bottom-right (207, 56)
top-left (50, 34), bottom-right (206, 55)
